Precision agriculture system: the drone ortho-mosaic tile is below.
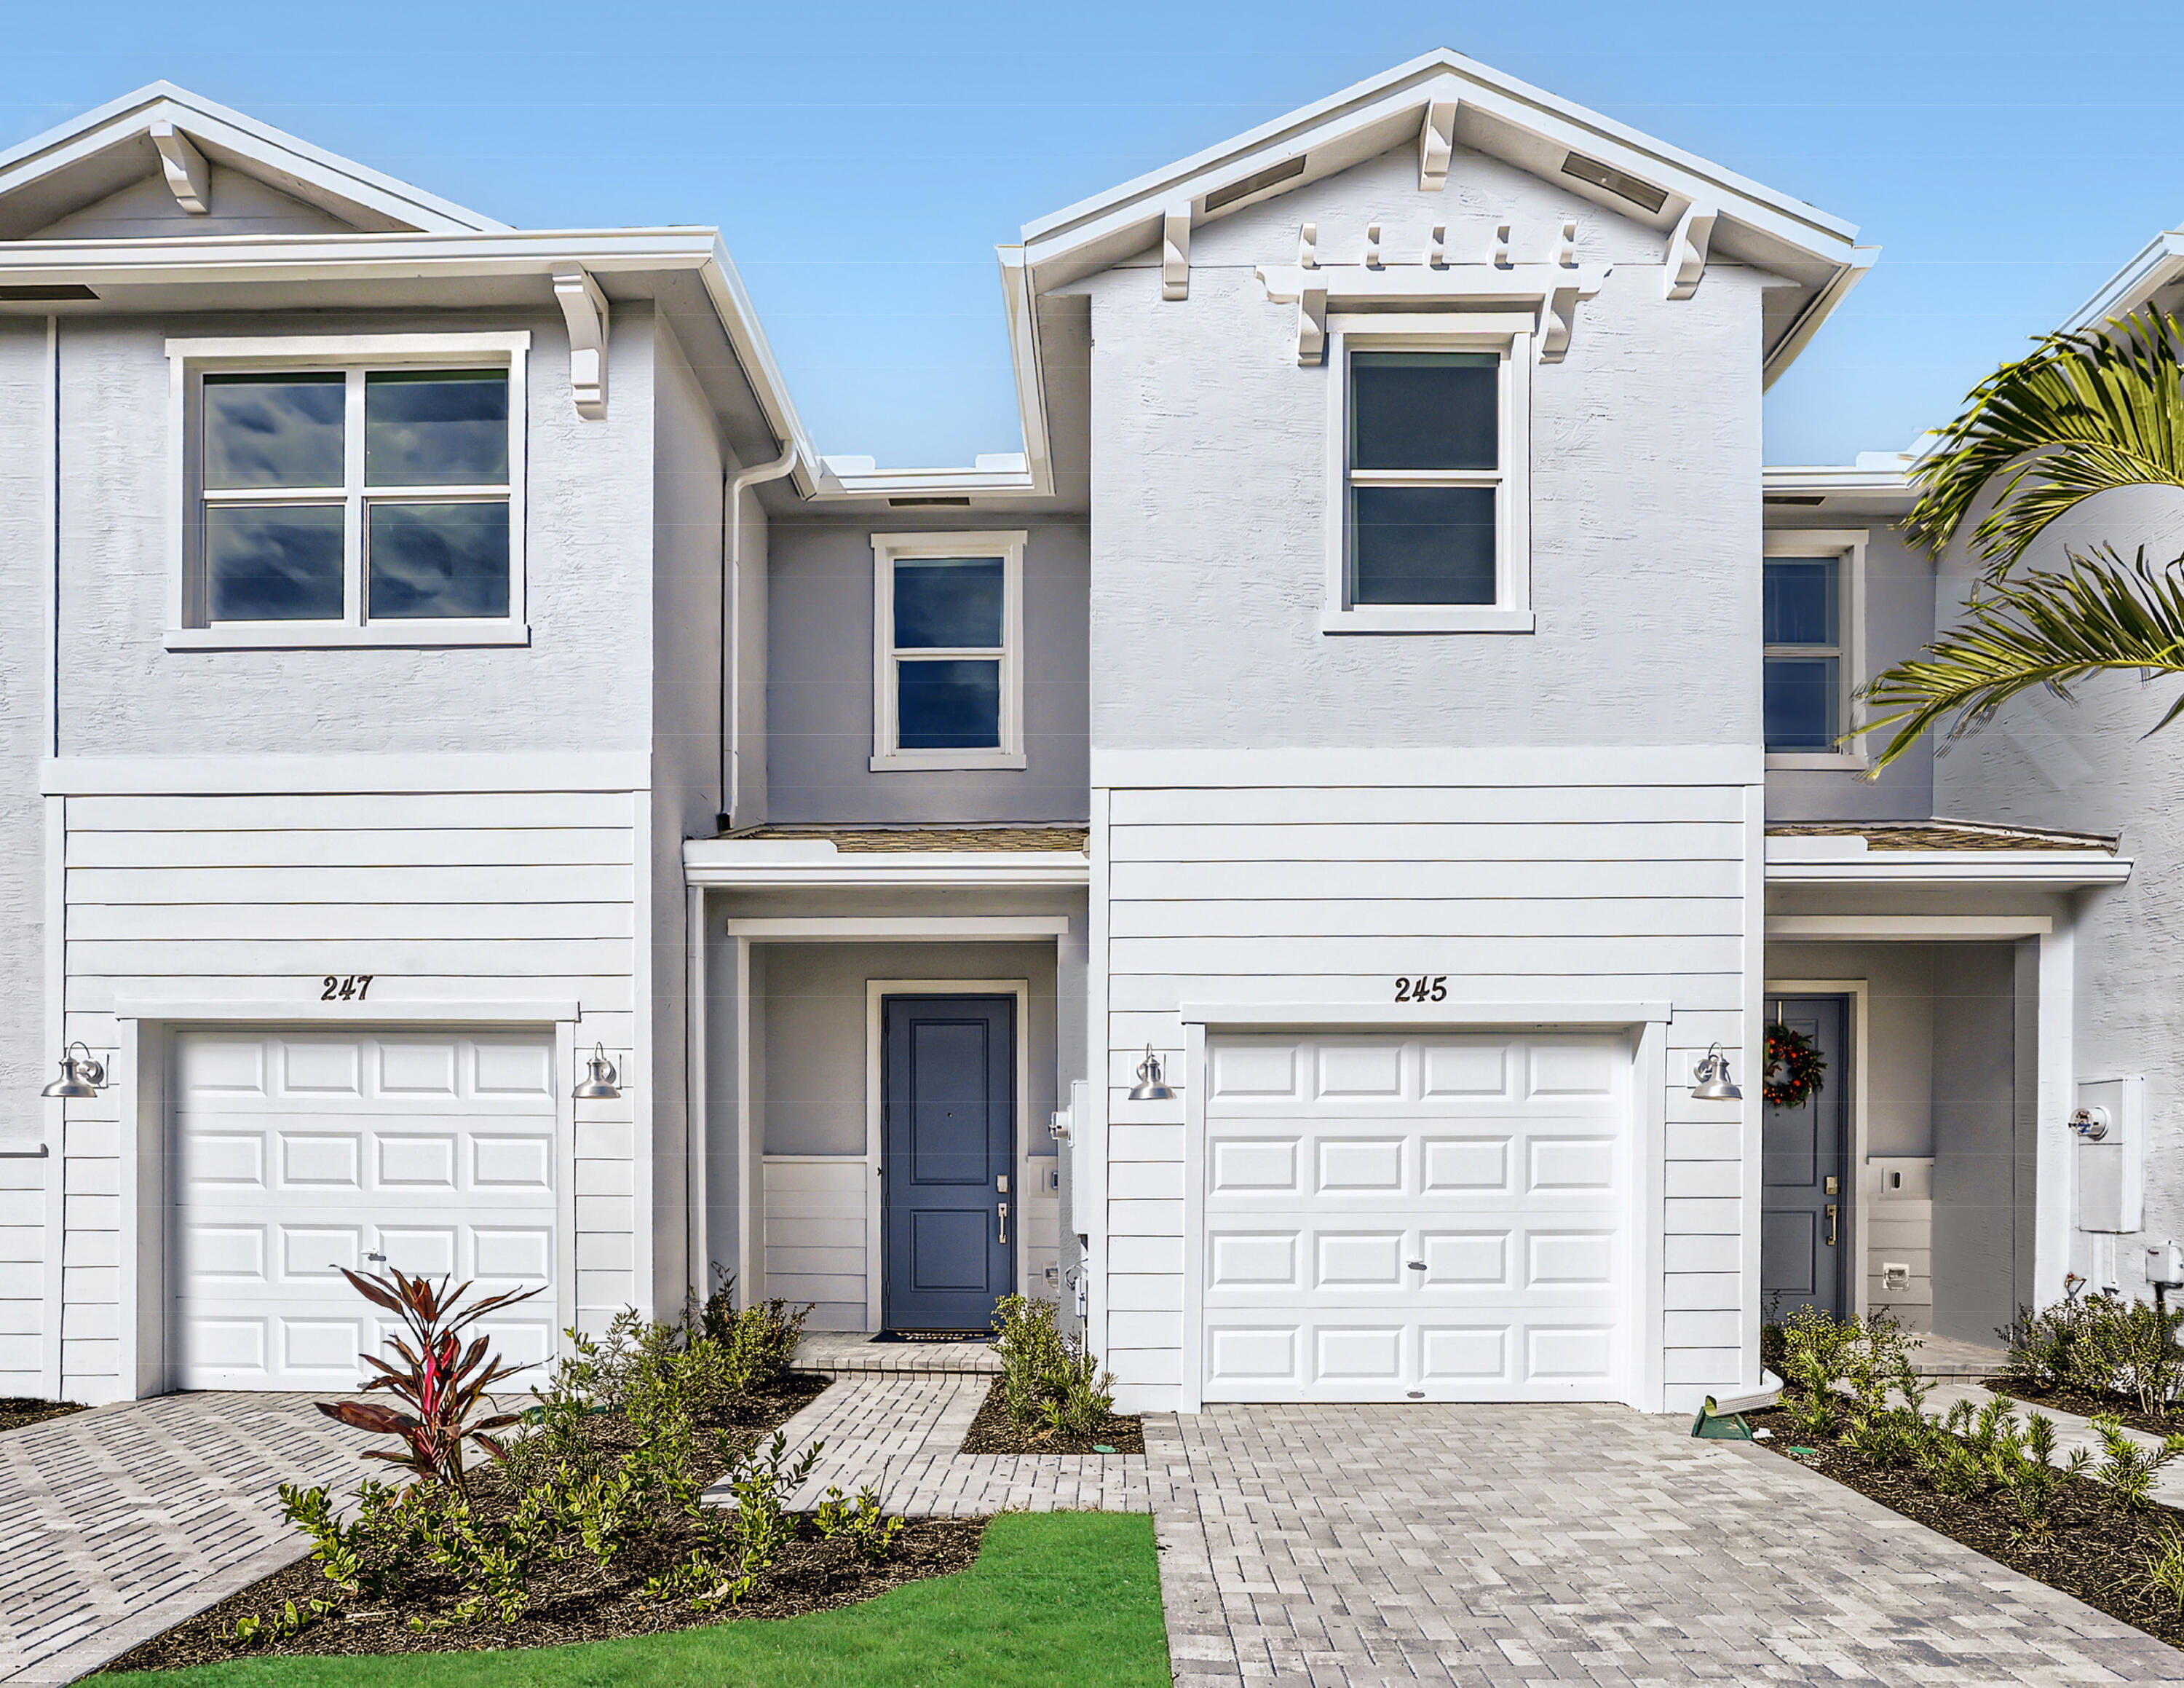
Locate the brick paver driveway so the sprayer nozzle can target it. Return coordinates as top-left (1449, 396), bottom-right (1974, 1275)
top-left (0, 1393), bottom-right (371, 1685)
top-left (1150, 1403), bottom-right (2184, 1687)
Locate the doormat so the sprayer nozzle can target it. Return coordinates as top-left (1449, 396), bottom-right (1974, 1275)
top-left (872, 1330), bottom-right (989, 1344)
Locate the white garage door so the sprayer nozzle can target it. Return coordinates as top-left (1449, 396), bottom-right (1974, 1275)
top-left (173, 1028), bottom-right (560, 1390)
top-left (1201, 1030), bottom-right (1634, 1402)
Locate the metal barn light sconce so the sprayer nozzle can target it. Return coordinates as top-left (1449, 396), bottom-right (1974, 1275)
top-left (41, 1041), bottom-right (106, 1100)
top-left (1689, 1044), bottom-right (1742, 1102)
top-left (1127, 1044), bottom-right (1175, 1103)
top-left (573, 1043), bottom-right (622, 1100)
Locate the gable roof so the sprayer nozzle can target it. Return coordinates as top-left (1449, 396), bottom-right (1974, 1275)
top-left (1016, 49), bottom-right (1872, 390)
top-left (0, 82), bottom-right (505, 239)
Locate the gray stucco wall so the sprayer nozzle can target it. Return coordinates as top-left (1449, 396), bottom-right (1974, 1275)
top-left (1929, 941), bottom-right (2023, 1344)
top-left (53, 305), bottom-right (658, 757)
top-left (764, 520), bottom-right (1089, 822)
top-left (1765, 942), bottom-right (1937, 1158)
top-left (1077, 144), bottom-right (1766, 752)
top-left (759, 940), bottom-right (1060, 1157)
top-left (1762, 518), bottom-right (1936, 821)
top-left (647, 318), bottom-right (726, 1305)
top-left (1931, 486), bottom-right (2184, 1292)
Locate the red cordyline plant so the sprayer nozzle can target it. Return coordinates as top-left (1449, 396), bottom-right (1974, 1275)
top-left (316, 1266), bottom-right (543, 1492)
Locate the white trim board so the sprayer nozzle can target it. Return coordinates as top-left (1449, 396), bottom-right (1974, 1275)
top-left (1179, 1000), bottom-right (1671, 1027)
top-left (722, 917), bottom-right (1069, 941)
top-left (1088, 746), bottom-right (1766, 788)
top-left (862, 979), bottom-right (1033, 1333)
top-left (1765, 915), bottom-right (2052, 940)
top-left (43, 754), bottom-right (650, 797)
top-left (684, 850), bottom-right (1088, 891)
top-left (111, 997), bottom-right (585, 1024)
top-left (1765, 856), bottom-right (2129, 889)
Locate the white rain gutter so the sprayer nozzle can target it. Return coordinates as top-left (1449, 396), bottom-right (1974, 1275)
top-left (721, 442), bottom-right (799, 824)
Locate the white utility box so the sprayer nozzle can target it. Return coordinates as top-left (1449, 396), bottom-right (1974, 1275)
top-left (2076, 1076), bottom-right (2145, 1234)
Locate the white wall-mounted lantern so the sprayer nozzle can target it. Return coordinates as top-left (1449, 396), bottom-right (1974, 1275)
top-left (40, 1041), bottom-right (106, 1099)
top-left (1127, 1045), bottom-right (1174, 1102)
top-left (572, 1042), bottom-right (621, 1100)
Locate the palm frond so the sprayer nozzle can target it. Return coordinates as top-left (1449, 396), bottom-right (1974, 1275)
top-left (1907, 312), bottom-right (2184, 572)
top-left (1854, 546), bottom-right (2184, 772)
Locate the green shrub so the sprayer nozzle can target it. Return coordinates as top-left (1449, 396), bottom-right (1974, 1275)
top-left (2088, 1414), bottom-right (2184, 1513)
top-left (2147, 1524), bottom-right (2184, 1612)
top-left (1998, 1290), bottom-right (2184, 1416)
top-left (1778, 1306), bottom-right (1923, 1445)
top-left (992, 1293), bottom-right (1117, 1439)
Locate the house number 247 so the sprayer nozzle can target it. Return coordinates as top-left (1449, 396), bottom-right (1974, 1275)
top-left (320, 974), bottom-right (376, 1001)
top-left (1393, 976), bottom-right (1447, 1003)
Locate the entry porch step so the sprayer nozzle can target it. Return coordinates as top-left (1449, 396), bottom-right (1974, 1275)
top-left (1910, 1334), bottom-right (2009, 1380)
top-left (795, 1331), bottom-right (1002, 1377)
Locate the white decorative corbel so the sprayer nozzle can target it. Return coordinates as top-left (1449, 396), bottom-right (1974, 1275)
top-left (1540, 273), bottom-right (1606, 363)
top-left (1418, 99), bottom-right (1458, 192)
top-left (1161, 204), bottom-right (1192, 301)
top-left (1664, 202), bottom-right (1719, 301)
top-left (1297, 283), bottom-right (1329, 367)
top-left (1298, 222), bottom-right (1318, 270)
top-left (1558, 220), bottom-right (1578, 269)
top-left (148, 120), bottom-right (209, 215)
top-left (1427, 224), bottom-right (1447, 269)
top-left (553, 267), bottom-right (610, 419)
top-left (1494, 223), bottom-right (1512, 269)
top-left (1365, 223), bottom-right (1382, 270)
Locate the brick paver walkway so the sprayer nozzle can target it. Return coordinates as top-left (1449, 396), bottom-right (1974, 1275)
top-left (0, 1393), bottom-right (371, 1685)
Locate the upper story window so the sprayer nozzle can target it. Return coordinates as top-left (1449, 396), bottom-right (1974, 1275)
top-left (1763, 530), bottom-right (1867, 768)
top-left (166, 333), bottom-right (529, 649)
top-left (870, 530), bottom-right (1026, 772)
top-left (1323, 324), bottom-right (1534, 634)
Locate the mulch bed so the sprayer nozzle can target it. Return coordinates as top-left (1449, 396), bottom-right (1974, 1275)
top-left (98, 1371), bottom-right (996, 1670)
top-left (1983, 1379), bottom-right (2184, 1440)
top-left (0, 1397), bottom-right (88, 1432)
top-left (957, 1378), bottom-right (1144, 1456)
top-left (1749, 1406), bottom-right (2184, 1648)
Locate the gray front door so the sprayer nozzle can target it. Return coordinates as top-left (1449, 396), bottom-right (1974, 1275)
top-left (1761, 995), bottom-right (1849, 1322)
top-left (881, 995), bottom-right (1015, 1333)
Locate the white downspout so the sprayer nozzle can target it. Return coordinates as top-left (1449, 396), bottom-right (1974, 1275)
top-left (722, 443), bottom-right (799, 825)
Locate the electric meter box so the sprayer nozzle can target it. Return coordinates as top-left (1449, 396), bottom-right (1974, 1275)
top-left (2076, 1076), bottom-right (2145, 1234)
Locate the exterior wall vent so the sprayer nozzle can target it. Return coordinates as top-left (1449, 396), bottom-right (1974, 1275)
top-left (1763, 494), bottom-right (1827, 506)
top-left (1203, 155), bottom-right (1307, 214)
top-left (1559, 153), bottom-right (1668, 216)
top-left (0, 283), bottom-right (98, 301)
top-left (888, 496), bottom-right (973, 508)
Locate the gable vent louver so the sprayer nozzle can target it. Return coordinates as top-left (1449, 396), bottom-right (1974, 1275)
top-left (0, 284), bottom-right (98, 301)
top-left (1203, 155), bottom-right (1307, 214)
top-left (1559, 152), bottom-right (1668, 216)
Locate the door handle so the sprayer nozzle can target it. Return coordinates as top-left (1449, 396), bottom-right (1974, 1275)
top-left (1824, 1203), bottom-right (1838, 1247)
top-left (997, 1201), bottom-right (1008, 1246)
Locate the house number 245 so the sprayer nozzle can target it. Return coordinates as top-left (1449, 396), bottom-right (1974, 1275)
top-left (320, 974), bottom-right (376, 1001)
top-left (1393, 976), bottom-right (1447, 1003)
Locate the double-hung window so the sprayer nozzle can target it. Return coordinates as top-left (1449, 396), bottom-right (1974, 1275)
top-left (1762, 531), bottom-right (1867, 765)
top-left (1325, 325), bottom-right (1532, 634)
top-left (167, 334), bottom-right (528, 647)
top-left (871, 531), bottom-right (1026, 771)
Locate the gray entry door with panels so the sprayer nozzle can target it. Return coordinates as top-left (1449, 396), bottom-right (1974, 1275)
top-left (881, 995), bottom-right (1015, 1333)
top-left (1760, 995), bottom-right (1850, 1322)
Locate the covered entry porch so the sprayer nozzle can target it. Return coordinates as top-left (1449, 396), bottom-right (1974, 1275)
top-left (683, 827), bottom-right (1091, 1333)
top-left (1762, 821), bottom-right (2132, 1346)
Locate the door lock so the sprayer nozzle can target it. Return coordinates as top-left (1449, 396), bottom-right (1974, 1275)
top-left (997, 1174), bottom-right (1009, 1194)
top-left (1824, 1175), bottom-right (1839, 1196)
top-left (997, 1201), bottom-right (1009, 1245)
top-left (1824, 1203), bottom-right (1839, 1247)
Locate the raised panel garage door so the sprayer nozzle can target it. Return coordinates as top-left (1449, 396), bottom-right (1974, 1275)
top-left (1201, 1030), bottom-right (1634, 1402)
top-left (172, 1028), bottom-right (559, 1390)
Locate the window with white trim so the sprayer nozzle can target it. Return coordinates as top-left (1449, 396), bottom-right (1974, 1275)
top-left (1762, 529), bottom-right (1868, 768)
top-left (871, 531), bottom-right (1026, 771)
top-left (1324, 323), bottom-right (1532, 634)
top-left (166, 334), bottom-right (529, 648)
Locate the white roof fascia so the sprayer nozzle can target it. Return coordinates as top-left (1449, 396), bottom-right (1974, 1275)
top-left (1762, 462), bottom-right (1914, 500)
top-left (1022, 50), bottom-right (1861, 291)
top-left (682, 840), bottom-right (1089, 889)
top-left (2060, 229), bottom-right (2184, 334)
top-left (1760, 246), bottom-right (1878, 390)
top-left (0, 227), bottom-right (824, 495)
top-left (1764, 851), bottom-right (2132, 888)
top-left (0, 82), bottom-right (506, 234)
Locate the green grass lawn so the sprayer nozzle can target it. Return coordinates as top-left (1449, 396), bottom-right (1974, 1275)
top-left (126, 1512), bottom-right (1168, 1688)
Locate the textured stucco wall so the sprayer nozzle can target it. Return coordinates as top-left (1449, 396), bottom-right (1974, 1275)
top-left (1931, 484), bottom-right (2184, 1291)
top-left (1080, 143), bottom-right (1766, 752)
top-left (764, 519), bottom-right (1090, 823)
top-left (0, 319), bottom-right (49, 1151)
top-left (53, 306), bottom-right (657, 758)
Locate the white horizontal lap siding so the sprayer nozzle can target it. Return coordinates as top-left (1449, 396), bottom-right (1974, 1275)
top-left (1101, 781), bottom-right (1757, 1412)
top-left (56, 787), bottom-right (643, 1404)
top-left (762, 1157), bottom-right (869, 1332)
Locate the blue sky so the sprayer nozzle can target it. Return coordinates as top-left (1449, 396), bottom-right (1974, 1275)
top-left (2, 0), bottom-right (2176, 470)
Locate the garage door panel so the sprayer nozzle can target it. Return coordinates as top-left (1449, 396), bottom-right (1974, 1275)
top-left (174, 1028), bottom-right (559, 1390)
top-left (1203, 1030), bottom-right (1631, 1403)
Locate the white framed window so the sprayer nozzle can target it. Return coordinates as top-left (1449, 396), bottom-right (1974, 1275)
top-left (870, 530), bottom-right (1027, 772)
top-left (1763, 529), bottom-right (1868, 769)
top-left (163, 332), bottom-right (529, 649)
top-left (1322, 317), bottom-right (1533, 634)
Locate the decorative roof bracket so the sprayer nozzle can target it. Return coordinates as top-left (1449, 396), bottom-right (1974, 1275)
top-left (1258, 258), bottom-right (1611, 366)
top-left (1665, 202), bottom-right (1718, 301)
top-left (552, 266), bottom-right (609, 419)
top-left (1161, 204), bottom-right (1192, 301)
top-left (1418, 100), bottom-right (1459, 192)
top-left (148, 120), bottom-right (209, 215)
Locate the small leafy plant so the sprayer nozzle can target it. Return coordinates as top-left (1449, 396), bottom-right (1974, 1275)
top-left (2088, 1415), bottom-right (2184, 1513)
top-left (2148, 1524), bottom-right (2184, 1613)
top-left (815, 1484), bottom-right (905, 1563)
top-left (992, 1293), bottom-right (1117, 1440)
top-left (315, 1266), bottom-right (542, 1492)
top-left (1998, 1290), bottom-right (2184, 1416)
